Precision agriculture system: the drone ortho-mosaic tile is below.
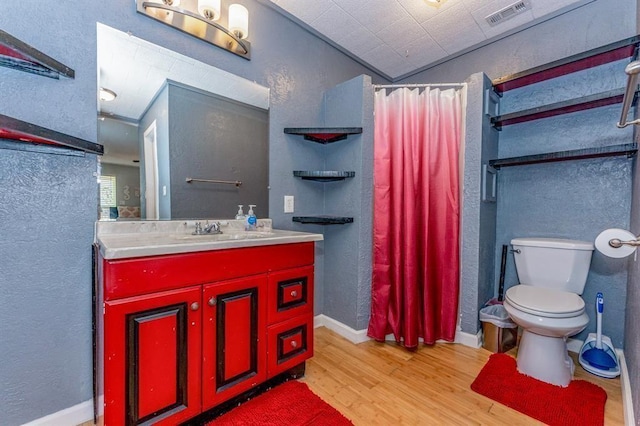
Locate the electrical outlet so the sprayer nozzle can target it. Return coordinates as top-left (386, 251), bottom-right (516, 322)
top-left (284, 195), bottom-right (294, 213)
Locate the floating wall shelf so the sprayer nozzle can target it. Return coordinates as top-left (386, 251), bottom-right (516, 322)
top-left (284, 127), bottom-right (363, 143)
top-left (293, 171), bottom-right (355, 182)
top-left (292, 216), bottom-right (354, 225)
top-left (493, 35), bottom-right (640, 93)
top-left (0, 113), bottom-right (103, 155)
top-left (491, 89), bottom-right (635, 129)
top-left (0, 29), bottom-right (75, 79)
top-left (489, 143), bottom-right (637, 169)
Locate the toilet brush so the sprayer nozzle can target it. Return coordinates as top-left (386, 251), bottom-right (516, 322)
top-left (581, 293), bottom-right (617, 369)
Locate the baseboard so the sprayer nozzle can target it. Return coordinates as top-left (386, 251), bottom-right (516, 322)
top-left (314, 315), bottom-right (482, 348)
top-left (616, 349), bottom-right (636, 426)
top-left (314, 314), bottom-right (370, 344)
top-left (452, 328), bottom-right (482, 348)
top-left (22, 398), bottom-right (94, 426)
top-left (566, 337), bottom-right (583, 353)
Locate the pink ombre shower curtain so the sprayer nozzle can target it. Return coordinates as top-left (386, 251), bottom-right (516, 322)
top-left (367, 87), bottom-right (462, 349)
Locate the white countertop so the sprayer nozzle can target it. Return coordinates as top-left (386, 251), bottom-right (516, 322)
top-left (96, 219), bottom-right (323, 260)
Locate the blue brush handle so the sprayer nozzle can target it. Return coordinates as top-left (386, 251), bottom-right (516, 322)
top-left (596, 292), bottom-right (604, 348)
top-left (596, 292), bottom-right (604, 314)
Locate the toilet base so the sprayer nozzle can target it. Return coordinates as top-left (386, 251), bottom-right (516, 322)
top-left (516, 330), bottom-right (574, 387)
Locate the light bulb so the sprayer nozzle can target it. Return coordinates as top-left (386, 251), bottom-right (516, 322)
top-left (228, 4), bottom-right (249, 40)
top-left (198, 0), bottom-right (220, 21)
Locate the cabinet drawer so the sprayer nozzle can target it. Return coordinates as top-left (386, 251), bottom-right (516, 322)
top-left (267, 266), bottom-right (313, 324)
top-left (267, 315), bottom-right (313, 377)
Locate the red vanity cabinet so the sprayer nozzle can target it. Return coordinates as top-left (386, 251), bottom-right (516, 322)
top-left (98, 242), bottom-right (315, 426)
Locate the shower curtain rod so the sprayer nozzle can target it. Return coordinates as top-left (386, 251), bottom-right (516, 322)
top-left (373, 83), bottom-right (466, 90)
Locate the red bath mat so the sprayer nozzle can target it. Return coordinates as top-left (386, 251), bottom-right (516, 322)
top-left (207, 380), bottom-right (353, 425)
top-left (471, 353), bottom-right (607, 426)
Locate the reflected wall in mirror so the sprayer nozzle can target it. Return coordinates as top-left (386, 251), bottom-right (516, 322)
top-left (97, 23), bottom-right (270, 221)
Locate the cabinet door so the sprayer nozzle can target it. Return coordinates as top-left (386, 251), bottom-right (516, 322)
top-left (104, 286), bottom-right (201, 426)
top-left (267, 266), bottom-right (314, 324)
top-left (202, 275), bottom-right (267, 410)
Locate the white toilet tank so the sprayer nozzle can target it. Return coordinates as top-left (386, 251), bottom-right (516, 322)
top-left (511, 238), bottom-right (594, 294)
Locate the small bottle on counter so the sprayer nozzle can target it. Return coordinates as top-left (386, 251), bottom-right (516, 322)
top-left (245, 205), bottom-right (257, 231)
top-left (235, 205), bottom-right (245, 220)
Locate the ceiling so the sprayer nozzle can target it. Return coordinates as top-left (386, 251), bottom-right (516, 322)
top-left (265, 0), bottom-right (593, 80)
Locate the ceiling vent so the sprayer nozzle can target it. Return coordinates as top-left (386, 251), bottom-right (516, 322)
top-left (486, 0), bottom-right (531, 27)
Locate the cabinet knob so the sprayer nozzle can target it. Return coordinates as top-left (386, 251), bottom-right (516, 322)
top-left (208, 297), bottom-right (217, 307)
top-left (290, 290), bottom-right (298, 298)
top-left (190, 302), bottom-right (199, 311)
top-left (291, 341), bottom-right (298, 348)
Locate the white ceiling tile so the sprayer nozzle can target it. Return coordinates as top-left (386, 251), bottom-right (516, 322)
top-left (360, 44), bottom-right (416, 77)
top-left (403, 34), bottom-right (448, 68)
top-left (272, 0), bottom-right (335, 22)
top-left (338, 26), bottom-right (385, 56)
top-left (375, 16), bottom-right (429, 55)
top-left (423, 2), bottom-right (486, 55)
top-left (397, 0), bottom-right (458, 24)
top-left (337, 0), bottom-right (410, 31)
top-left (310, 4), bottom-right (362, 43)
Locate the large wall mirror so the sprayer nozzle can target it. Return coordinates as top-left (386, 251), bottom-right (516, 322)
top-left (97, 23), bottom-right (270, 221)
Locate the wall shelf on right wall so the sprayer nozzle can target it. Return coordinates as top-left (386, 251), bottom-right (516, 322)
top-left (489, 143), bottom-right (637, 169)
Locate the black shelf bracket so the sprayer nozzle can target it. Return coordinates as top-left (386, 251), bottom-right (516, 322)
top-left (489, 143), bottom-right (637, 169)
top-left (293, 216), bottom-right (354, 225)
top-left (284, 127), bottom-right (363, 144)
top-left (293, 171), bottom-right (355, 182)
top-left (0, 29), bottom-right (74, 79)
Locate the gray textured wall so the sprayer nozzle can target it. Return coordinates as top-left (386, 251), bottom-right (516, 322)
top-left (0, 148), bottom-right (98, 425)
top-left (322, 75), bottom-right (374, 330)
top-left (627, 136), bottom-right (640, 423)
top-left (459, 73), bottom-right (499, 334)
top-left (0, 0), bottom-right (385, 424)
top-left (101, 163), bottom-right (141, 208)
top-left (168, 83), bottom-right (269, 219)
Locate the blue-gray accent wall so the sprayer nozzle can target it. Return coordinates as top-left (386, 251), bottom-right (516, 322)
top-left (322, 75), bottom-right (374, 330)
top-left (0, 0), bottom-right (387, 424)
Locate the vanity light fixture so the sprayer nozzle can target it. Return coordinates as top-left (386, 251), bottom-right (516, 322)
top-left (136, 0), bottom-right (251, 60)
top-left (99, 88), bottom-right (117, 102)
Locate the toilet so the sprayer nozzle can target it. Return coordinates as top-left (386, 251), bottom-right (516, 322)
top-left (503, 237), bottom-right (593, 387)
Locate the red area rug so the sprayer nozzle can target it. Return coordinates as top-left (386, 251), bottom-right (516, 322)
top-left (471, 353), bottom-right (607, 426)
top-left (207, 381), bottom-right (353, 425)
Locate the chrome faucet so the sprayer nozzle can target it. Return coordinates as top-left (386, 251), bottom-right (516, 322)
top-left (192, 221), bottom-right (222, 235)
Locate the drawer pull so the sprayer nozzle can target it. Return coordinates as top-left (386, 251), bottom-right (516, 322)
top-left (290, 290), bottom-right (298, 298)
top-left (208, 297), bottom-right (217, 307)
top-left (291, 341), bottom-right (298, 348)
top-left (190, 302), bottom-right (199, 311)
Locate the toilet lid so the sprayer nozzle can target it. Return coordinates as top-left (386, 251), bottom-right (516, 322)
top-left (505, 285), bottom-right (585, 318)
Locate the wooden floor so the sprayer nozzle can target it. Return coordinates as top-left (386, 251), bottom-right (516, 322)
top-left (301, 327), bottom-right (624, 425)
top-left (81, 326), bottom-right (624, 426)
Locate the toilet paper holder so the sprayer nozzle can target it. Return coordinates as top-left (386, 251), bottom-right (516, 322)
top-left (608, 237), bottom-right (640, 248)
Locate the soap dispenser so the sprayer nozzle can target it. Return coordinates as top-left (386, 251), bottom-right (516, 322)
top-left (235, 205), bottom-right (245, 220)
top-left (245, 205), bottom-right (257, 231)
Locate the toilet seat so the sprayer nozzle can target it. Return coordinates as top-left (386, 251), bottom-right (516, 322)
top-left (505, 285), bottom-right (585, 318)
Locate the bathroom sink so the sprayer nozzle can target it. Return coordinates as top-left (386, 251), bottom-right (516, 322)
top-left (172, 231), bottom-right (276, 241)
